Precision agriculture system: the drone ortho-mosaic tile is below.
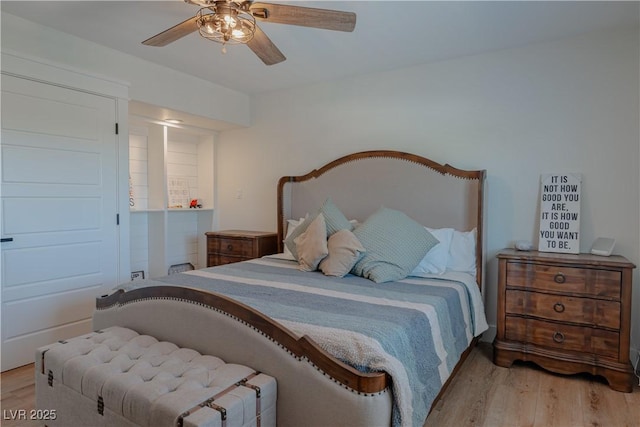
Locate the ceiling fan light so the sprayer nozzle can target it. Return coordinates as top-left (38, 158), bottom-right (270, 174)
top-left (196, 7), bottom-right (255, 45)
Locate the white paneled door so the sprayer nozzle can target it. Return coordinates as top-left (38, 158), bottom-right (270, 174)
top-left (1, 75), bottom-right (119, 371)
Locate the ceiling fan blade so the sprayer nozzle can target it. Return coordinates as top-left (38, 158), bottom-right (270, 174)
top-left (249, 2), bottom-right (356, 32)
top-left (142, 16), bottom-right (199, 46)
top-left (247, 25), bottom-right (286, 65)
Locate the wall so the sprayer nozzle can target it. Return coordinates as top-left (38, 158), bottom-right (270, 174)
top-left (1, 13), bottom-right (250, 128)
top-left (216, 26), bottom-right (640, 355)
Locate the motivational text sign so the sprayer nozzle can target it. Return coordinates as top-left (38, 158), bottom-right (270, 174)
top-left (538, 174), bottom-right (581, 254)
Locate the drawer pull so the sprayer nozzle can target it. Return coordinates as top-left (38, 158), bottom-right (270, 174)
top-left (552, 331), bottom-right (565, 343)
top-left (553, 302), bottom-right (565, 313)
top-left (227, 244), bottom-right (233, 251)
top-left (554, 272), bottom-right (566, 284)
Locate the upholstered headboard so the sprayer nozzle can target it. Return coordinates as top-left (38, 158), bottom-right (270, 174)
top-left (277, 150), bottom-right (486, 288)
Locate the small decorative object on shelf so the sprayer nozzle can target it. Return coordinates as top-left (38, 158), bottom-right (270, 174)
top-left (168, 263), bottom-right (195, 275)
top-left (168, 176), bottom-right (190, 209)
top-left (129, 174), bottom-right (135, 208)
top-left (189, 199), bottom-right (202, 208)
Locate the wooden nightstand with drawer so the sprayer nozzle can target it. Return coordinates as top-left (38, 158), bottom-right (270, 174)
top-left (206, 230), bottom-right (278, 267)
top-left (493, 249), bottom-right (636, 392)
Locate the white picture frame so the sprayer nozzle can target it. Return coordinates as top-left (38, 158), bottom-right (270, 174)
top-left (538, 173), bottom-right (581, 254)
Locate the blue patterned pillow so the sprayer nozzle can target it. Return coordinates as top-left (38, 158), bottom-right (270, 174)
top-left (320, 198), bottom-right (353, 236)
top-left (351, 208), bottom-right (439, 283)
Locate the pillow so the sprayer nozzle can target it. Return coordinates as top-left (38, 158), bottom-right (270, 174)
top-left (411, 227), bottom-right (454, 276)
top-left (294, 213), bottom-right (328, 271)
top-left (284, 198), bottom-right (352, 259)
top-left (282, 217), bottom-right (306, 260)
top-left (446, 228), bottom-right (477, 275)
top-left (351, 208), bottom-right (439, 283)
top-left (284, 214), bottom-right (315, 260)
top-left (319, 198), bottom-right (353, 236)
top-left (319, 229), bottom-right (366, 277)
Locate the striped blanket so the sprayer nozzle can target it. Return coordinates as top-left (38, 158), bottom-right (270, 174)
top-left (120, 256), bottom-right (487, 427)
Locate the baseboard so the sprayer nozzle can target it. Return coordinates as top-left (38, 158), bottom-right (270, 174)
top-left (480, 325), bottom-right (496, 343)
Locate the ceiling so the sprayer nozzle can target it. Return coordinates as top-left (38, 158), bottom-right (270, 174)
top-left (2, 1), bottom-right (639, 97)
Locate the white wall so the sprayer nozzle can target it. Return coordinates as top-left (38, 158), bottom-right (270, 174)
top-left (216, 26), bottom-right (640, 356)
top-left (1, 13), bottom-right (250, 128)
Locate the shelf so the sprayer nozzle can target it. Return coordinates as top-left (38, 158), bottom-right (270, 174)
top-left (130, 208), bottom-right (214, 213)
top-left (167, 208), bottom-right (214, 212)
top-left (130, 208), bottom-right (164, 213)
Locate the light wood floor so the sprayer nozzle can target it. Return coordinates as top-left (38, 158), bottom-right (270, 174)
top-left (425, 343), bottom-right (640, 427)
top-left (1, 343), bottom-right (638, 427)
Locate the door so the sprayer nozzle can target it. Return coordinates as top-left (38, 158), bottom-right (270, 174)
top-left (1, 74), bottom-right (119, 371)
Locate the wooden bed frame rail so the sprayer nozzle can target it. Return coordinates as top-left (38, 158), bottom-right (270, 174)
top-left (97, 286), bottom-right (388, 394)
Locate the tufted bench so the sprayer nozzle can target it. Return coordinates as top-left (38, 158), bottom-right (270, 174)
top-left (35, 326), bottom-right (276, 427)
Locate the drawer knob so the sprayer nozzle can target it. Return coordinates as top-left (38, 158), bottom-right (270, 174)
top-left (227, 244), bottom-right (233, 251)
top-left (552, 331), bottom-right (565, 343)
top-left (554, 272), bottom-right (566, 283)
top-left (553, 302), bottom-right (565, 313)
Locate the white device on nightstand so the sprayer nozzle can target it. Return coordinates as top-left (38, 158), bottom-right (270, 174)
top-left (590, 237), bottom-right (616, 256)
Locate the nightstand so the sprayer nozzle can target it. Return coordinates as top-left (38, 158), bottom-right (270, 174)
top-left (206, 230), bottom-right (278, 267)
top-left (493, 249), bottom-right (636, 392)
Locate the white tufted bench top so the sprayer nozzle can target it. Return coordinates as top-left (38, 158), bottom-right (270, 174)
top-left (38, 326), bottom-right (276, 427)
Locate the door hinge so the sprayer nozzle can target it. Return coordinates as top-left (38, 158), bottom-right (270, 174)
top-left (116, 214), bottom-right (120, 225)
top-left (115, 123), bottom-right (119, 135)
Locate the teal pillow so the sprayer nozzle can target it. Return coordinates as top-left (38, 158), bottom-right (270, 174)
top-left (320, 198), bottom-right (353, 236)
top-left (351, 208), bottom-right (439, 283)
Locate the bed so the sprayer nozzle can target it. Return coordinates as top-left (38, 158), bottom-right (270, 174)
top-left (94, 150), bottom-right (487, 427)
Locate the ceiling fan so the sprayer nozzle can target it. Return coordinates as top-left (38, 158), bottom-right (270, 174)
top-left (143, 0), bottom-right (356, 65)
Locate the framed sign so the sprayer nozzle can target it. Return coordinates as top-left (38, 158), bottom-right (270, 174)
top-left (538, 173), bottom-right (581, 254)
top-left (168, 176), bottom-right (190, 208)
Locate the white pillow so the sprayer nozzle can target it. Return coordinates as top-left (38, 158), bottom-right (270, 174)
top-left (411, 227), bottom-right (454, 275)
top-left (447, 228), bottom-right (477, 275)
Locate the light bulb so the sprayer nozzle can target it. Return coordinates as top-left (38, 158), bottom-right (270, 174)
top-left (223, 15), bottom-right (237, 28)
top-left (204, 21), bottom-right (217, 35)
